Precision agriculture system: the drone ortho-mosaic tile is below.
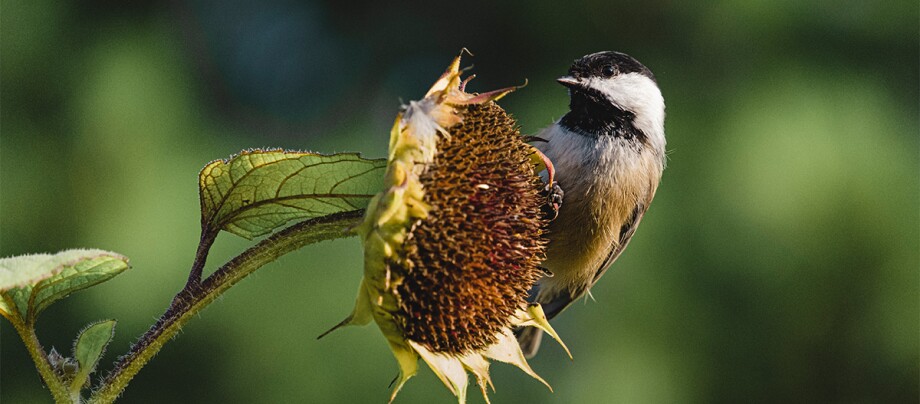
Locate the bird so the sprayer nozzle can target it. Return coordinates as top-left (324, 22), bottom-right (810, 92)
top-left (518, 51), bottom-right (667, 357)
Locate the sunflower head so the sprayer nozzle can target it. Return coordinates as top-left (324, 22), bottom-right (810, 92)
top-left (326, 53), bottom-right (569, 403)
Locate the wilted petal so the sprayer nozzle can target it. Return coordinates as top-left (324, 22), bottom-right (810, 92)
top-left (408, 340), bottom-right (469, 402)
top-left (482, 330), bottom-right (551, 391)
top-left (459, 353), bottom-right (493, 403)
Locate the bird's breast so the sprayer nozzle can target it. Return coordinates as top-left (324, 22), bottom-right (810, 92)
top-left (536, 128), bottom-right (662, 292)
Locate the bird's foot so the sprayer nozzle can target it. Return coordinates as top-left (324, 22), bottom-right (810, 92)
top-left (542, 181), bottom-right (564, 220)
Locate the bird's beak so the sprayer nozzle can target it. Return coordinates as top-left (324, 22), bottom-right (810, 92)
top-left (556, 76), bottom-right (581, 89)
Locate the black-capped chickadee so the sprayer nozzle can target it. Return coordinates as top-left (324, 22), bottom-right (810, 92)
top-left (519, 51), bottom-right (667, 357)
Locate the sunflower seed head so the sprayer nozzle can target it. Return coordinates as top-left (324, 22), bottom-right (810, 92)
top-left (393, 101), bottom-right (548, 354)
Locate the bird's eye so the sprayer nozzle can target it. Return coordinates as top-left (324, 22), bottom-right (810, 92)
top-left (602, 65), bottom-right (616, 77)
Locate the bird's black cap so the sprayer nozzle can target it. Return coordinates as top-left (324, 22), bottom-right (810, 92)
top-left (557, 51), bottom-right (656, 140)
top-left (564, 51), bottom-right (656, 83)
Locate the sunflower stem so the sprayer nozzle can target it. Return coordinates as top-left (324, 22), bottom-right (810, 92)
top-left (87, 210), bottom-right (364, 404)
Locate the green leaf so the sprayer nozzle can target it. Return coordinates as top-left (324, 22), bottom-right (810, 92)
top-left (0, 249), bottom-right (130, 321)
top-left (71, 319), bottom-right (116, 393)
top-left (199, 149), bottom-right (385, 239)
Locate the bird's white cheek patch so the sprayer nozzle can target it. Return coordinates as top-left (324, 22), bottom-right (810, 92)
top-left (587, 73), bottom-right (666, 150)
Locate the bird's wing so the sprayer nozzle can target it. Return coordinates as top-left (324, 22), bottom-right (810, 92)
top-left (517, 203), bottom-right (647, 358)
top-left (590, 203), bottom-right (647, 286)
top-left (529, 202), bottom-right (649, 319)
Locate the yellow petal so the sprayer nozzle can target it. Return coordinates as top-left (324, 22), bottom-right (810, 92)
top-left (425, 54), bottom-right (462, 98)
top-left (517, 304), bottom-right (572, 359)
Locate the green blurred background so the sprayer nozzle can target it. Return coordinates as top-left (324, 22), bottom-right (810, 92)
top-left (2, 0), bottom-right (917, 403)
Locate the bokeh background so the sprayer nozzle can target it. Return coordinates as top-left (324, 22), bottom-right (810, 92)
top-left (2, 1), bottom-right (917, 403)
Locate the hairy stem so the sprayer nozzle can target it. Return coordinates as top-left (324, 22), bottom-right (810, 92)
top-left (8, 313), bottom-right (72, 403)
top-left (185, 231), bottom-right (217, 288)
top-left (88, 210), bottom-right (364, 404)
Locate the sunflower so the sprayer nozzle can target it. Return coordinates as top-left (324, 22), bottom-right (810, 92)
top-left (324, 53), bottom-right (569, 403)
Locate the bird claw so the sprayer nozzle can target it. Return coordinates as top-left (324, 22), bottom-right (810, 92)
top-left (542, 181), bottom-right (564, 220)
